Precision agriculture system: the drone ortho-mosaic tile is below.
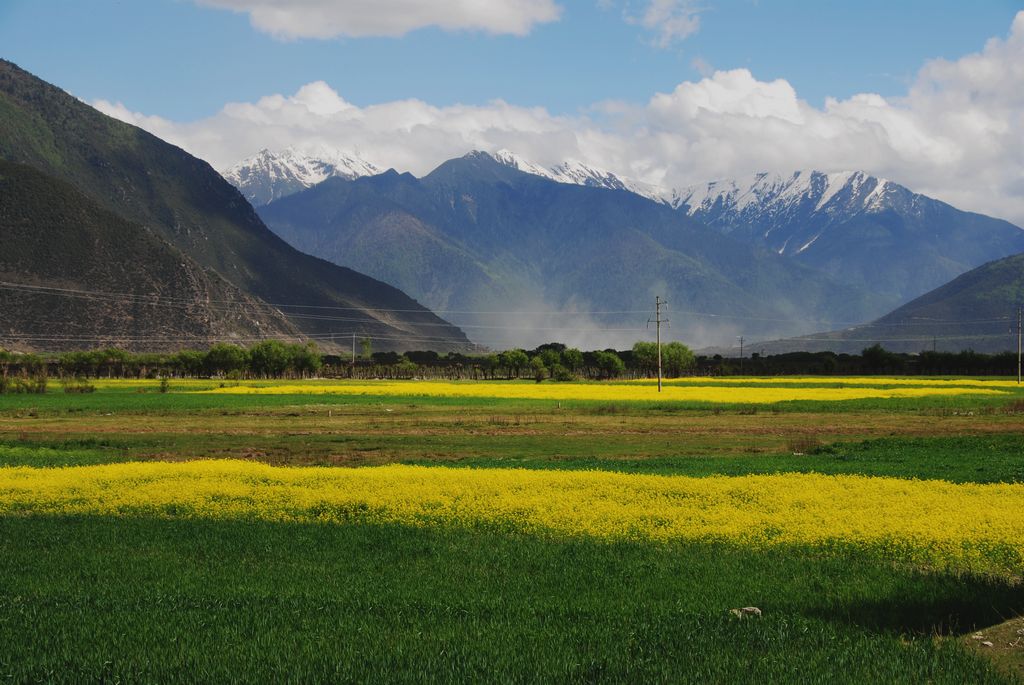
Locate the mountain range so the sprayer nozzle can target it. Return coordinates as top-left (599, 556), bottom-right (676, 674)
top-left (2, 58), bottom-right (1019, 355)
top-left (0, 60), bottom-right (469, 352)
top-left (255, 151), bottom-right (890, 348)
top-left (673, 171), bottom-right (1024, 303)
top-left (231, 147), bottom-right (1024, 322)
top-left (235, 146), bottom-right (1024, 348)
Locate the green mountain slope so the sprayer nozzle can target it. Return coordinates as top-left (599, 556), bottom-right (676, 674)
top-left (0, 60), bottom-right (467, 351)
top-left (759, 253), bottom-right (1024, 354)
top-left (0, 160), bottom-right (301, 351)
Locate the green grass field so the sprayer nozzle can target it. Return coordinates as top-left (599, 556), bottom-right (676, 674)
top-left (1, 377), bottom-right (1023, 682)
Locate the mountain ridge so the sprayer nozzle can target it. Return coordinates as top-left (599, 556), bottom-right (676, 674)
top-left (258, 150), bottom-right (888, 348)
top-left (0, 59), bottom-right (469, 352)
top-left (0, 159), bottom-right (300, 351)
top-left (670, 169), bottom-right (1024, 303)
top-left (752, 252), bottom-right (1024, 355)
top-left (229, 146), bottom-right (1024, 310)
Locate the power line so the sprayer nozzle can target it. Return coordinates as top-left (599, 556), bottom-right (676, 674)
top-left (0, 282), bottom-right (652, 316)
top-left (0, 280), bottom-right (1013, 329)
top-left (785, 334), bottom-right (1015, 343)
top-left (0, 283), bottom-right (647, 333)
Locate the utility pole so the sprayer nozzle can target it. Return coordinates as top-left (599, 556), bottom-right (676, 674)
top-left (351, 333), bottom-right (356, 366)
top-left (648, 297), bottom-right (668, 392)
top-left (1017, 306), bottom-right (1021, 385)
top-left (737, 336), bottom-right (745, 375)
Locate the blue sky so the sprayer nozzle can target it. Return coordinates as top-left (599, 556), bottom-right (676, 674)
top-left (1, 0), bottom-right (1020, 120)
top-left (3, 1), bottom-right (1022, 225)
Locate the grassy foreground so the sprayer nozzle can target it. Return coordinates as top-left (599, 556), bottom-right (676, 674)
top-left (2, 516), bottom-right (1020, 683)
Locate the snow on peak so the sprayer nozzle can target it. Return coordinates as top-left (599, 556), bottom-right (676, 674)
top-left (671, 170), bottom-right (911, 257)
top-left (222, 147), bottom-right (382, 205)
top-left (482, 150), bottom-right (901, 225)
top-left (676, 170), bottom-right (891, 218)
top-left (491, 149), bottom-right (556, 179)
top-left (485, 150), bottom-right (669, 202)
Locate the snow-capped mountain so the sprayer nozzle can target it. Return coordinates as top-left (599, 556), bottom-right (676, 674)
top-left (674, 170), bottom-right (1024, 303)
top-left (485, 151), bottom-right (1024, 303)
top-left (257, 150), bottom-right (887, 347)
top-left (490, 149), bottom-right (665, 200)
top-left (222, 147), bottom-right (381, 206)
top-left (229, 144), bottom-right (1024, 311)
top-left (487, 149), bottom-right (902, 231)
top-left (674, 170), bottom-right (900, 255)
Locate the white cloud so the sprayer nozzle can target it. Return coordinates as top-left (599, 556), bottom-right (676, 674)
top-left (690, 56), bottom-right (713, 77)
top-left (627, 0), bottom-right (703, 47)
top-left (194, 0), bottom-right (562, 39)
top-left (95, 11), bottom-right (1024, 225)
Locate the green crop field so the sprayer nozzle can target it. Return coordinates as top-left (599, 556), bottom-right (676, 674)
top-left (1, 377), bottom-right (1023, 683)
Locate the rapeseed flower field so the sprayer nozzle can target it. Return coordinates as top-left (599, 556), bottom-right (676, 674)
top-left (199, 379), bottom-right (1010, 403)
top-left (632, 376), bottom-right (1024, 388)
top-left (3, 461), bottom-right (1021, 576)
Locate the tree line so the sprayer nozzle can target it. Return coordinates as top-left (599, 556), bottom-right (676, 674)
top-left (697, 345), bottom-right (1021, 376)
top-left (1, 341), bottom-right (1019, 391)
top-left (0, 340), bottom-right (697, 383)
top-left (0, 340), bottom-right (322, 385)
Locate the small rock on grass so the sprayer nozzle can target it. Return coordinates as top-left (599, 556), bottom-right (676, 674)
top-left (729, 607), bottom-right (762, 619)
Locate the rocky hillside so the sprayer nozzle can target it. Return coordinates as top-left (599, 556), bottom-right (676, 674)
top-left (0, 160), bottom-right (299, 351)
top-left (0, 60), bottom-right (468, 351)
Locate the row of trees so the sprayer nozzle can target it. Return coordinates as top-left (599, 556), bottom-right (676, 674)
top-left (0, 341), bottom-right (697, 382)
top-left (0, 341), bottom-right (322, 380)
top-left (332, 342), bottom-right (697, 381)
top-left (696, 346), bottom-right (1021, 376)
top-left (3, 341), bottom-right (1016, 382)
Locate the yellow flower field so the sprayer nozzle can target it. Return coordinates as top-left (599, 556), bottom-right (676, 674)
top-left (198, 380), bottom-right (1009, 403)
top-left (3, 461), bottom-right (1021, 575)
top-left (629, 376), bottom-right (1024, 388)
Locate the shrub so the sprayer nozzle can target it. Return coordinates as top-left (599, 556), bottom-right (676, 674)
top-left (786, 435), bottom-right (822, 455)
top-left (530, 357), bottom-right (547, 383)
top-left (61, 377), bottom-right (96, 394)
top-left (5, 374), bottom-right (48, 395)
top-left (551, 364), bottom-right (576, 382)
top-left (1005, 398), bottom-right (1024, 414)
top-left (594, 351), bottom-right (625, 380)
